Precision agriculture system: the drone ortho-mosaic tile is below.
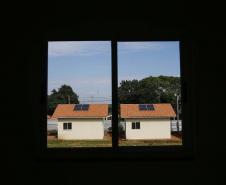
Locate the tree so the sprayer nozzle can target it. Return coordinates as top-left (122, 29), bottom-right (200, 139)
top-left (118, 79), bottom-right (140, 104)
top-left (118, 76), bottom-right (181, 114)
top-left (137, 76), bottom-right (162, 104)
top-left (47, 84), bottom-right (79, 115)
top-left (157, 75), bottom-right (181, 112)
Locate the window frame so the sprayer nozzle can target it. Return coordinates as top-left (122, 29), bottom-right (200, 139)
top-left (37, 33), bottom-right (195, 162)
top-left (132, 122), bottom-right (140, 130)
top-left (63, 122), bottom-right (72, 130)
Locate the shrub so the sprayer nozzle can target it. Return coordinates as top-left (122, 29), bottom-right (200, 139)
top-left (48, 130), bottom-right (58, 136)
top-left (108, 123), bottom-right (124, 131)
top-left (118, 123), bottom-right (124, 131)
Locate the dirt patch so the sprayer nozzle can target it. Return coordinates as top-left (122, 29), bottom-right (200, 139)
top-left (103, 134), bottom-right (112, 141)
top-left (171, 131), bottom-right (182, 140)
top-left (47, 136), bottom-right (57, 141)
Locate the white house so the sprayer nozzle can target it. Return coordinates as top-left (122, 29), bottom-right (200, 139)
top-left (120, 104), bottom-right (176, 140)
top-left (52, 104), bottom-right (108, 140)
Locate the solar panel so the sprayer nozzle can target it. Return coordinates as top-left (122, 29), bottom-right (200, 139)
top-left (139, 105), bottom-right (147, 110)
top-left (147, 104), bottom-right (155, 110)
top-left (74, 105), bottom-right (82, 110)
top-left (139, 107), bottom-right (146, 110)
top-left (82, 106), bottom-right (89, 110)
top-left (139, 104), bottom-right (155, 111)
top-left (73, 104), bottom-right (90, 111)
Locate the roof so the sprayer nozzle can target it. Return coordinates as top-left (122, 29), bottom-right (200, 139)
top-left (52, 104), bottom-right (108, 118)
top-left (120, 104), bottom-right (176, 118)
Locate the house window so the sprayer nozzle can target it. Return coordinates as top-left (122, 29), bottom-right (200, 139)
top-left (132, 122), bottom-right (140, 129)
top-left (63, 123), bottom-right (72, 130)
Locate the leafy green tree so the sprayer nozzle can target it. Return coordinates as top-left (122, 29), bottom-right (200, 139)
top-left (118, 76), bottom-right (181, 113)
top-left (47, 84), bottom-right (79, 115)
top-left (118, 79), bottom-right (140, 104)
top-left (137, 76), bottom-right (162, 104)
top-left (157, 75), bottom-right (181, 111)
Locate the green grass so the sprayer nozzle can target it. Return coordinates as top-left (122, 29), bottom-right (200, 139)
top-left (119, 140), bottom-right (182, 146)
top-left (47, 139), bottom-right (182, 148)
top-left (47, 139), bottom-right (112, 148)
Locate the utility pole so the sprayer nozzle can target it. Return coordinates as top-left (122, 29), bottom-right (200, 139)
top-left (68, 95), bottom-right (70, 104)
top-left (177, 95), bottom-right (179, 131)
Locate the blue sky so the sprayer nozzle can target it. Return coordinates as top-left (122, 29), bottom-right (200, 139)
top-left (48, 41), bottom-right (180, 104)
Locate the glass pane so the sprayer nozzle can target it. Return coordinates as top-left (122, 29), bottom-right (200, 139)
top-left (132, 122), bottom-right (135, 129)
top-left (136, 122), bottom-right (140, 129)
top-left (68, 123), bottom-right (72, 129)
top-left (47, 41), bottom-right (112, 148)
top-left (118, 41), bottom-right (182, 146)
top-left (63, 123), bottom-right (67, 130)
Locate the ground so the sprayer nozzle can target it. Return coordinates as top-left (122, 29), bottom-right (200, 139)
top-left (47, 131), bottom-right (182, 147)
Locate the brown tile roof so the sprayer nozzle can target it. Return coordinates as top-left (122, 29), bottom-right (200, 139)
top-left (120, 104), bottom-right (176, 118)
top-left (52, 104), bottom-right (108, 118)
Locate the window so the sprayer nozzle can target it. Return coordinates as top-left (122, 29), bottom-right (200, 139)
top-left (47, 41), bottom-right (112, 148)
top-left (41, 34), bottom-right (194, 161)
top-left (118, 41), bottom-right (182, 146)
top-left (63, 123), bottom-right (72, 130)
top-left (132, 122), bottom-right (140, 129)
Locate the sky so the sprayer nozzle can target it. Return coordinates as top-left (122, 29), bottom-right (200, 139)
top-left (48, 41), bottom-right (180, 104)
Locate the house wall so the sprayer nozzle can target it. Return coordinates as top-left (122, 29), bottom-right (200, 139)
top-left (125, 118), bottom-right (171, 139)
top-left (58, 118), bottom-right (104, 140)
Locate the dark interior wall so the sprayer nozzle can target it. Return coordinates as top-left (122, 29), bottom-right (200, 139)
top-left (3, 3), bottom-right (225, 185)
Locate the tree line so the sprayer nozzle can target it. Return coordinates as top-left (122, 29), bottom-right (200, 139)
top-left (47, 76), bottom-right (181, 116)
top-left (118, 75), bottom-right (181, 113)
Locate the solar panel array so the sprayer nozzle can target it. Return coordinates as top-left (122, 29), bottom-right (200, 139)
top-left (139, 104), bottom-right (155, 111)
top-left (73, 104), bottom-right (90, 111)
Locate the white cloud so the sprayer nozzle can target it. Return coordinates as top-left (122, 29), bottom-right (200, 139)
top-left (118, 41), bottom-right (175, 54)
top-left (121, 42), bottom-right (165, 50)
top-left (48, 77), bottom-right (111, 95)
top-left (48, 41), bottom-right (176, 57)
top-left (48, 41), bottom-right (111, 57)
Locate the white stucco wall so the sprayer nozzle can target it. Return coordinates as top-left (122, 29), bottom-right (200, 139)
top-left (58, 118), bottom-right (104, 140)
top-left (125, 118), bottom-right (171, 140)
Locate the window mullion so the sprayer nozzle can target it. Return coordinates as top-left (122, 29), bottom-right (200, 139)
top-left (111, 40), bottom-right (118, 150)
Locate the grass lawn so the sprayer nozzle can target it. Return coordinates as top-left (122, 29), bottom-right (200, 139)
top-left (47, 138), bottom-right (182, 148)
top-left (47, 139), bottom-right (112, 147)
top-left (119, 140), bottom-right (182, 146)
